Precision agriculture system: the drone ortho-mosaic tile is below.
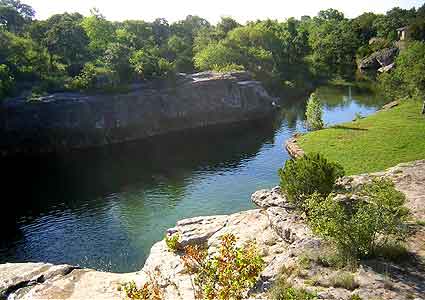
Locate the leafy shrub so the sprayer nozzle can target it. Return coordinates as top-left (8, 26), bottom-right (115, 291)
top-left (269, 285), bottom-right (317, 300)
top-left (182, 233), bottom-right (264, 300)
top-left (211, 63), bottom-right (245, 73)
top-left (307, 178), bottom-right (410, 258)
top-left (68, 62), bottom-right (118, 90)
top-left (165, 232), bottom-right (180, 252)
top-left (305, 93), bottom-right (324, 131)
top-left (130, 49), bottom-right (174, 79)
top-left (378, 41), bottom-right (425, 109)
top-left (278, 153), bottom-right (345, 209)
top-left (269, 266), bottom-right (316, 300)
top-left (121, 273), bottom-right (162, 300)
top-left (0, 64), bottom-right (14, 99)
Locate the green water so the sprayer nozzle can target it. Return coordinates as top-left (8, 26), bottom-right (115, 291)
top-left (0, 84), bottom-right (385, 272)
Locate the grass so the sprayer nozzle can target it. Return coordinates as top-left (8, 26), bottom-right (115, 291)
top-left (298, 100), bottom-right (425, 175)
top-left (329, 271), bottom-right (359, 290)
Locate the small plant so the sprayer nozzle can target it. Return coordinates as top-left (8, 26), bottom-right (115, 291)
top-left (353, 112), bottom-right (363, 121)
top-left (270, 285), bottom-right (317, 300)
top-left (349, 295), bottom-right (363, 300)
top-left (165, 232), bottom-right (181, 252)
top-left (307, 178), bottom-right (410, 259)
top-left (121, 272), bottom-right (162, 300)
top-left (278, 153), bottom-right (345, 209)
top-left (305, 93), bottom-right (324, 131)
top-left (329, 271), bottom-right (359, 290)
top-left (182, 233), bottom-right (264, 300)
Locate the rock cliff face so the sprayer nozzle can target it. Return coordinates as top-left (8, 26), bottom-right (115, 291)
top-left (1, 160), bottom-right (424, 300)
top-left (0, 72), bottom-right (278, 156)
top-left (358, 47), bottom-right (398, 71)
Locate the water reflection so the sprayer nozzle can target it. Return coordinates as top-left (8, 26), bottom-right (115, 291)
top-left (0, 83), bottom-right (385, 272)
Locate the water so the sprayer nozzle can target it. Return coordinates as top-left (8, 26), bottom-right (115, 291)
top-left (0, 84), bottom-right (385, 273)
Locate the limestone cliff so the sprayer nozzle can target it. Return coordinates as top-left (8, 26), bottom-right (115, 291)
top-left (0, 72), bottom-right (278, 156)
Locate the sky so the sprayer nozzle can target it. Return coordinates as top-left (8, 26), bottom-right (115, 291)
top-left (24, 0), bottom-right (424, 24)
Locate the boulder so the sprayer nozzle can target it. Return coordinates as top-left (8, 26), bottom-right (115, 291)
top-left (359, 48), bottom-right (399, 70)
top-left (251, 186), bottom-right (291, 208)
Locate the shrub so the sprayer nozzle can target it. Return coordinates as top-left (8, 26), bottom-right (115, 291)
top-left (0, 64), bottom-right (14, 99)
top-left (68, 62), bottom-right (118, 90)
top-left (121, 273), bottom-right (162, 300)
top-left (305, 93), bottom-right (324, 131)
top-left (270, 268), bottom-right (316, 300)
top-left (278, 153), bottom-right (345, 209)
top-left (269, 285), bottom-right (317, 300)
top-left (307, 178), bottom-right (410, 258)
top-left (165, 232), bottom-right (180, 252)
top-left (182, 233), bottom-right (264, 300)
top-left (329, 271), bottom-right (359, 290)
top-left (378, 41), bottom-right (425, 113)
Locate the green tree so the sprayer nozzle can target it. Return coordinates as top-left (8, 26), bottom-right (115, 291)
top-left (81, 9), bottom-right (115, 54)
top-left (309, 14), bottom-right (360, 75)
top-left (305, 93), bottom-right (324, 130)
top-left (0, 0), bottom-right (34, 33)
top-left (42, 13), bottom-right (90, 76)
top-left (379, 41), bottom-right (425, 113)
top-left (373, 7), bottom-right (416, 40)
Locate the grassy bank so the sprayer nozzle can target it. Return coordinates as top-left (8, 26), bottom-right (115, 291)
top-left (298, 100), bottom-right (425, 175)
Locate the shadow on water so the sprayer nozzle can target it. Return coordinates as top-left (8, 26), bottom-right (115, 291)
top-left (0, 118), bottom-right (279, 271)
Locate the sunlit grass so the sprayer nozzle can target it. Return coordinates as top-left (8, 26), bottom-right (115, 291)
top-left (298, 100), bottom-right (425, 175)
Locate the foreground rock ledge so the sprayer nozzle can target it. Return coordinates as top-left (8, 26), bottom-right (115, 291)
top-left (1, 160), bottom-right (424, 300)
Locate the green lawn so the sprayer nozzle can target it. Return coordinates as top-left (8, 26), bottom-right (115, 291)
top-left (298, 100), bottom-right (425, 175)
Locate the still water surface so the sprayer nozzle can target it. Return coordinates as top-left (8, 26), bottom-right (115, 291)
top-left (0, 84), bottom-right (385, 272)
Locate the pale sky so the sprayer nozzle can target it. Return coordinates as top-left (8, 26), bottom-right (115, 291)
top-left (24, 0), bottom-right (424, 24)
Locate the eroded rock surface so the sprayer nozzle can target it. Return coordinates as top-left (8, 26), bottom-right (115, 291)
top-left (1, 160), bottom-right (424, 299)
top-left (0, 71), bottom-right (278, 156)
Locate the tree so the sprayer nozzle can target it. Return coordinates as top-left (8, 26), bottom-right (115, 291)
top-left (352, 12), bottom-right (379, 44)
top-left (309, 16), bottom-right (360, 75)
top-left (0, 0), bottom-right (34, 33)
top-left (81, 9), bottom-right (115, 54)
top-left (42, 13), bottom-right (90, 76)
top-left (378, 41), bottom-right (425, 114)
top-left (305, 93), bottom-right (324, 130)
top-left (103, 42), bottom-right (133, 82)
top-left (373, 7), bottom-right (416, 40)
top-left (216, 16), bottom-right (240, 38)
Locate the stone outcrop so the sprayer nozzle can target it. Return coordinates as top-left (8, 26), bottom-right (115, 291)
top-left (284, 133), bottom-right (305, 159)
top-left (358, 48), bottom-right (399, 71)
top-left (1, 160), bottom-right (424, 299)
top-left (0, 72), bottom-right (279, 156)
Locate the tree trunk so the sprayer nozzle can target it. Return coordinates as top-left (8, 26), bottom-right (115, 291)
top-left (422, 100), bottom-right (425, 115)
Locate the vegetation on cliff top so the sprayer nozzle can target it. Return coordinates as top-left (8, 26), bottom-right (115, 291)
top-left (1, 0), bottom-right (425, 100)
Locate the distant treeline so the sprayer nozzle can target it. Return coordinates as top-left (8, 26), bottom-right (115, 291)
top-left (1, 0), bottom-right (425, 100)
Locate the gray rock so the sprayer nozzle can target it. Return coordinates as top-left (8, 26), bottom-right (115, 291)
top-left (359, 48), bottom-right (398, 70)
top-left (0, 71), bottom-right (279, 156)
top-left (251, 186), bottom-right (291, 208)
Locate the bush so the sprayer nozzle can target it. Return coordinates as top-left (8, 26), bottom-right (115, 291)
top-left (278, 153), bottom-right (345, 208)
top-left (121, 275), bottom-right (162, 300)
top-left (269, 286), bottom-right (317, 300)
top-left (182, 233), bottom-right (264, 300)
top-left (305, 93), bottom-right (324, 131)
top-left (68, 63), bottom-right (118, 90)
top-left (307, 178), bottom-right (410, 258)
top-left (378, 41), bottom-right (425, 113)
top-left (0, 64), bottom-right (14, 99)
top-left (165, 233), bottom-right (180, 252)
top-left (329, 271), bottom-right (359, 290)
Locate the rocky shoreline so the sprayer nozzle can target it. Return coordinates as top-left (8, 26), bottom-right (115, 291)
top-left (1, 160), bottom-right (424, 300)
